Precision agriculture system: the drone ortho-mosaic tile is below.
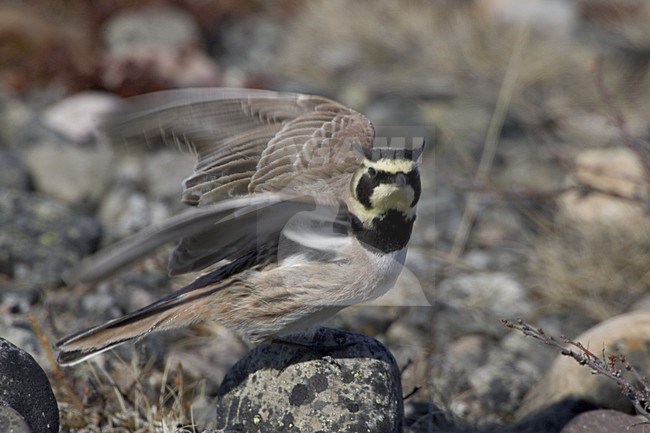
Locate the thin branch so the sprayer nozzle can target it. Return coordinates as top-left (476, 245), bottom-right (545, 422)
top-left (450, 24), bottom-right (531, 259)
top-left (504, 319), bottom-right (650, 421)
top-left (593, 57), bottom-right (650, 186)
top-left (28, 314), bottom-right (84, 411)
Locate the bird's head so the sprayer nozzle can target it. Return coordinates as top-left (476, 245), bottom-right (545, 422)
top-left (347, 145), bottom-right (423, 253)
top-left (350, 146), bottom-right (422, 227)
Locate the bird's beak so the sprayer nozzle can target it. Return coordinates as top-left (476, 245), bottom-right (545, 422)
top-left (394, 173), bottom-right (408, 187)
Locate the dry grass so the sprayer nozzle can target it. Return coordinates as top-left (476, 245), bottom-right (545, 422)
top-left (529, 218), bottom-right (650, 321)
top-left (54, 353), bottom-right (202, 433)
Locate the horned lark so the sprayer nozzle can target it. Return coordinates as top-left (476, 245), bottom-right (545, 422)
top-left (56, 88), bottom-right (423, 366)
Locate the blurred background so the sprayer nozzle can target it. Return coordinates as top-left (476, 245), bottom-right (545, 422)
top-left (0, 0), bottom-right (649, 431)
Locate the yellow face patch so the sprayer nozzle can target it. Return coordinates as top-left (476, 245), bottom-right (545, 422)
top-left (370, 184), bottom-right (415, 213)
top-left (350, 156), bottom-right (420, 227)
top-left (364, 158), bottom-right (415, 175)
top-left (349, 183), bottom-right (417, 226)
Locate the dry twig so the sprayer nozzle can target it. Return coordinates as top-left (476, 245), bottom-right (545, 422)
top-left (504, 319), bottom-right (650, 422)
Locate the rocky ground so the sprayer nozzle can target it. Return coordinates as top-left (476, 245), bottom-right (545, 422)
top-left (0, 1), bottom-right (649, 432)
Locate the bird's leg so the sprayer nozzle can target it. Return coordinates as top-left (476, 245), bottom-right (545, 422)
top-left (271, 337), bottom-right (356, 370)
top-left (271, 337), bottom-right (356, 354)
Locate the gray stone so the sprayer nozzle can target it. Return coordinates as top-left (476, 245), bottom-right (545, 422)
top-left (24, 140), bottom-right (114, 205)
top-left (0, 338), bottom-right (59, 433)
top-left (213, 328), bottom-right (404, 433)
top-left (0, 406), bottom-right (30, 433)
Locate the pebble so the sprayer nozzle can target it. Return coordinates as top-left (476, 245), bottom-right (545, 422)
top-left (0, 406), bottom-right (30, 433)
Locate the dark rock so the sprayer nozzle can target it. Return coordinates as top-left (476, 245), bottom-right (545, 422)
top-left (559, 409), bottom-right (647, 433)
top-left (510, 399), bottom-right (599, 433)
top-left (403, 401), bottom-right (454, 433)
top-left (213, 328), bottom-right (404, 433)
top-left (0, 338), bottom-right (59, 433)
top-left (0, 189), bottom-right (101, 286)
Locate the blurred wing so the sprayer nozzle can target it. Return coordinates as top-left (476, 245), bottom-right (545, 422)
top-left (108, 88), bottom-right (375, 205)
top-left (71, 193), bottom-right (348, 284)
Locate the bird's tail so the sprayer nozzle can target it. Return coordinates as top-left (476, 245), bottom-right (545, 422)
top-left (55, 282), bottom-right (220, 366)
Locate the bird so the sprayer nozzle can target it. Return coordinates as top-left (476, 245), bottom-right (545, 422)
top-left (55, 88), bottom-right (423, 366)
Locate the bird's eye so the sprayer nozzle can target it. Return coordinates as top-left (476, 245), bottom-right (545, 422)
top-left (367, 167), bottom-right (377, 178)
